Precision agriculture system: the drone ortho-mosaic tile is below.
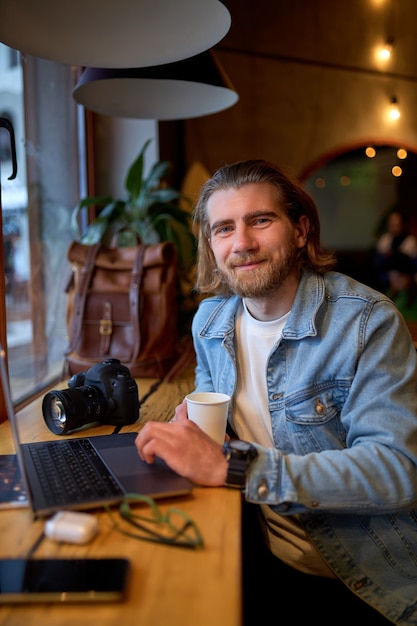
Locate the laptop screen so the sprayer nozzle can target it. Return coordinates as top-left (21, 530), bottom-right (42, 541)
top-left (0, 346), bottom-right (32, 508)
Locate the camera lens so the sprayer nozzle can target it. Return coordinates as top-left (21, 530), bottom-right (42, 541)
top-left (42, 386), bottom-right (107, 435)
top-left (48, 397), bottom-right (66, 429)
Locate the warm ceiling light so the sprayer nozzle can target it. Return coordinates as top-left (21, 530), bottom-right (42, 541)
top-left (0, 0), bottom-right (231, 68)
top-left (365, 147), bottom-right (376, 158)
top-left (397, 148), bottom-right (407, 159)
top-left (389, 97), bottom-right (400, 120)
top-left (392, 165), bottom-right (402, 177)
top-left (379, 38), bottom-right (394, 61)
top-left (73, 50), bottom-right (239, 120)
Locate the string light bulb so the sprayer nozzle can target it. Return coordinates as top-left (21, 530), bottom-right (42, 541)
top-left (389, 96), bottom-right (400, 120)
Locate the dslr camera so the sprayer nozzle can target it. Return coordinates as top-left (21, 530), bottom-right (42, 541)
top-left (42, 358), bottom-right (140, 435)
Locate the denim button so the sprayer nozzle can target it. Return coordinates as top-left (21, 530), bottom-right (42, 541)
top-left (257, 478), bottom-right (269, 499)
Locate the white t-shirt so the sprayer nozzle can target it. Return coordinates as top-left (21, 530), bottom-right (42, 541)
top-left (231, 301), bottom-right (288, 446)
top-left (232, 301), bottom-right (336, 577)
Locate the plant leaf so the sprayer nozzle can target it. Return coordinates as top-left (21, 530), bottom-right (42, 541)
top-left (125, 138), bottom-right (153, 200)
top-left (143, 160), bottom-right (170, 190)
top-left (79, 219), bottom-right (109, 244)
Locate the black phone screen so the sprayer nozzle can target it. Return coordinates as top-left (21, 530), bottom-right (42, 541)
top-left (0, 558), bottom-right (130, 603)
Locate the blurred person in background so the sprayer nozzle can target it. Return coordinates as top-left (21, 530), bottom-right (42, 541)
top-left (374, 209), bottom-right (417, 290)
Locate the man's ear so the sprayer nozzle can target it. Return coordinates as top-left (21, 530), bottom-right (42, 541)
top-left (295, 215), bottom-right (309, 248)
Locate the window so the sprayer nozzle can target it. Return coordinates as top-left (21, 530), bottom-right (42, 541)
top-left (0, 45), bottom-right (84, 405)
top-left (8, 48), bottom-right (19, 69)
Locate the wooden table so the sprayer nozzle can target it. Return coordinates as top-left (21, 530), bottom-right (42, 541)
top-left (0, 363), bottom-right (242, 626)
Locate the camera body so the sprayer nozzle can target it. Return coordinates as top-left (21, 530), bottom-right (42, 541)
top-left (42, 358), bottom-right (140, 435)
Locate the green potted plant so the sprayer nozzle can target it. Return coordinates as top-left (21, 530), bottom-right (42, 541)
top-left (71, 138), bottom-right (199, 333)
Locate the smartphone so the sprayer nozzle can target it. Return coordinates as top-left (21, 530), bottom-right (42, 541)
top-left (0, 557), bottom-right (130, 603)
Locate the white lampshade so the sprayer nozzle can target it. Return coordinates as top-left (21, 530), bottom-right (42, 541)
top-left (0, 0), bottom-right (231, 68)
top-left (73, 50), bottom-right (239, 120)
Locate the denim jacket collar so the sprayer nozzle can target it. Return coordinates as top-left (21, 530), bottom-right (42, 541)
top-left (198, 270), bottom-right (322, 341)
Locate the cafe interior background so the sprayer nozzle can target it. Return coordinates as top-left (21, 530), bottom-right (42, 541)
top-left (1, 0), bottom-right (417, 408)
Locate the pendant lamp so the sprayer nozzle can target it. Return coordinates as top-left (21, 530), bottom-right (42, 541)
top-left (0, 0), bottom-right (230, 68)
top-left (73, 50), bottom-right (239, 120)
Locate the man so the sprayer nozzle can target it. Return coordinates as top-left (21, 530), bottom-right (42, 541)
top-left (386, 251), bottom-right (417, 322)
top-left (374, 209), bottom-right (417, 291)
top-left (136, 160), bottom-right (417, 625)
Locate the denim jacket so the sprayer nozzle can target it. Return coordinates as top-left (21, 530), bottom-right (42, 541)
top-left (192, 270), bottom-right (417, 624)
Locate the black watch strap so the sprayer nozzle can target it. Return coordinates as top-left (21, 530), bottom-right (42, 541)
top-left (223, 440), bottom-right (257, 489)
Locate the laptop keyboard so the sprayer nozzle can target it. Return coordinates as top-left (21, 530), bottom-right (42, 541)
top-left (28, 438), bottom-right (124, 506)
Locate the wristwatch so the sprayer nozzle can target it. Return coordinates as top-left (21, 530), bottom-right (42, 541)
top-left (223, 439), bottom-right (257, 489)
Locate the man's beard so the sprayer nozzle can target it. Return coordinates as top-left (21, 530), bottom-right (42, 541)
top-left (216, 243), bottom-right (299, 298)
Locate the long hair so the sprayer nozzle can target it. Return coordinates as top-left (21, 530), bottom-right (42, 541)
top-left (193, 159), bottom-right (336, 294)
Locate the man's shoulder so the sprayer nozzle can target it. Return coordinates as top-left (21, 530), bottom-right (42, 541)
top-left (321, 270), bottom-right (388, 301)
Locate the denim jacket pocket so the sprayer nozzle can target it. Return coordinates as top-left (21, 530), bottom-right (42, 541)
top-left (284, 382), bottom-right (350, 453)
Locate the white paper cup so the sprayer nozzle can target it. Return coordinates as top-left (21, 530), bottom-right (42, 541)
top-left (185, 392), bottom-right (230, 444)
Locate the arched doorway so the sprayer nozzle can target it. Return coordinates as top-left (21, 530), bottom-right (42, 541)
top-left (301, 143), bottom-right (417, 288)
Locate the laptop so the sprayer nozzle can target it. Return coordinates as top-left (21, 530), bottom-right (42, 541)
top-left (0, 347), bottom-right (193, 519)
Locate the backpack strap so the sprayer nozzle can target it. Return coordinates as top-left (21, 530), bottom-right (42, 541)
top-left (65, 243), bottom-right (101, 355)
top-left (129, 244), bottom-right (146, 360)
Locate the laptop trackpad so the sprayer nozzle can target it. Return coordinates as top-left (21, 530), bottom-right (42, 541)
top-left (97, 440), bottom-right (193, 497)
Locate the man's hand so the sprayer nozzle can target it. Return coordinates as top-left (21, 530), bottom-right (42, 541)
top-left (135, 400), bottom-right (228, 487)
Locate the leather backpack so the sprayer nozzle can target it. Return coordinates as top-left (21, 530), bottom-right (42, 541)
top-left (64, 240), bottom-right (180, 378)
